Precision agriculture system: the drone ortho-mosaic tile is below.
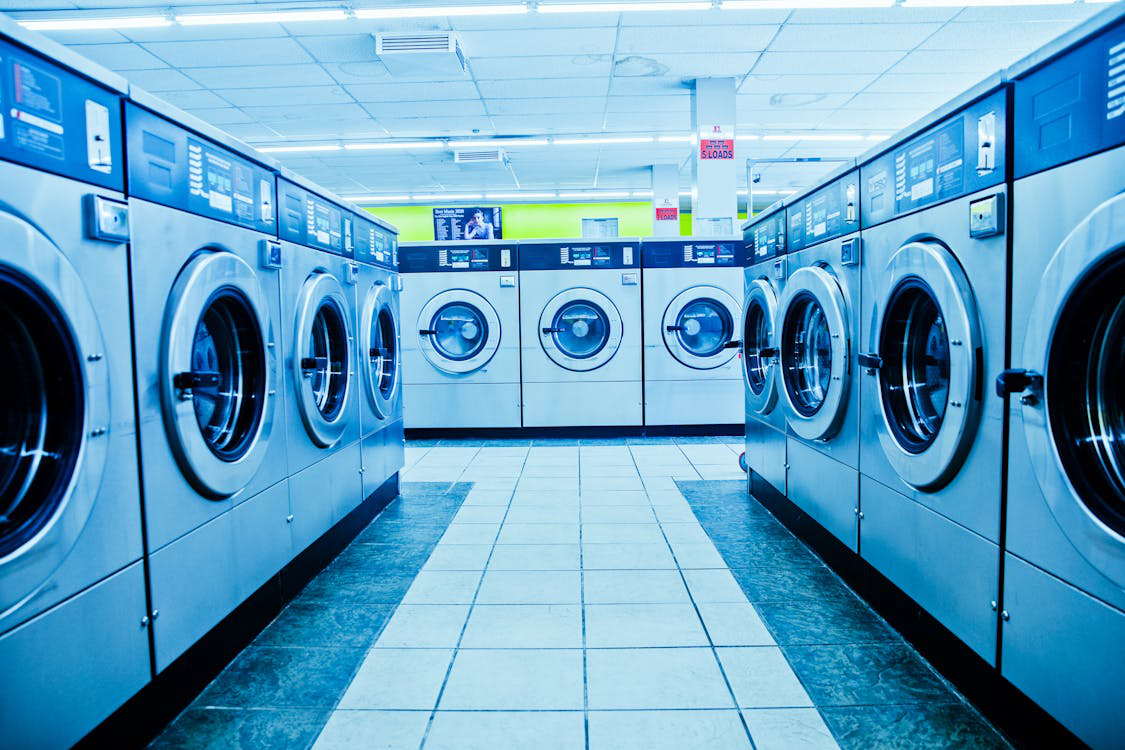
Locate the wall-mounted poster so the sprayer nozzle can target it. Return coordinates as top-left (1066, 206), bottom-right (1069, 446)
top-left (433, 206), bottom-right (503, 241)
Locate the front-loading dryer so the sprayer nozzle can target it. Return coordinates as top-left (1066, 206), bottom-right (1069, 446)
top-left (741, 206), bottom-right (788, 500)
top-left (857, 79), bottom-right (1009, 664)
top-left (125, 95), bottom-right (291, 673)
top-left (277, 172), bottom-right (363, 555)
top-left (0, 26), bottom-right (150, 748)
top-left (641, 237), bottom-right (744, 427)
top-left (352, 209), bottom-right (403, 500)
top-left (519, 239), bottom-right (643, 427)
top-left (400, 240), bottom-right (521, 429)
top-left (996, 8), bottom-right (1125, 747)
top-left (776, 164), bottom-right (862, 552)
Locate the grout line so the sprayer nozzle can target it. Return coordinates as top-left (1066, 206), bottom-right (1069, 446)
top-left (577, 445), bottom-right (591, 750)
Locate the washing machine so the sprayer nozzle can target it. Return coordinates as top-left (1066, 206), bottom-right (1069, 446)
top-left (741, 206), bottom-right (788, 499)
top-left (641, 237), bottom-right (744, 426)
top-left (352, 209), bottom-right (403, 499)
top-left (776, 164), bottom-right (862, 552)
top-left (519, 239), bottom-right (643, 427)
top-left (0, 25), bottom-right (150, 748)
top-left (994, 9), bottom-right (1125, 747)
top-left (400, 240), bottom-right (521, 429)
top-left (278, 171), bottom-right (363, 554)
top-left (126, 94), bottom-right (291, 673)
top-left (857, 78), bottom-right (1008, 664)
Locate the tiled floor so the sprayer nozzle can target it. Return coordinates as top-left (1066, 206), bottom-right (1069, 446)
top-left (150, 438), bottom-right (1008, 750)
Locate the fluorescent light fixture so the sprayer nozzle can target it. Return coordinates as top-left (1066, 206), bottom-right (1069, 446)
top-left (448, 138), bottom-right (550, 149)
top-left (556, 191), bottom-right (635, 199)
top-left (412, 194), bottom-right (483, 202)
top-left (20, 15), bottom-right (171, 30)
top-left (258, 144), bottom-right (341, 153)
top-left (553, 136), bottom-right (656, 145)
top-left (721, 0), bottom-right (894, 8)
top-left (344, 141), bottom-right (445, 151)
top-left (657, 135), bottom-right (694, 143)
top-left (735, 134), bottom-right (761, 140)
top-left (761, 133), bottom-right (866, 141)
top-left (356, 4), bottom-right (528, 18)
top-left (348, 195), bottom-right (412, 203)
top-left (177, 10), bottom-right (348, 25)
top-left (485, 192), bottom-right (559, 200)
top-left (631, 190), bottom-right (655, 197)
top-left (902, 0), bottom-right (1072, 6)
top-left (540, 2), bottom-right (711, 13)
top-left (866, 134), bottom-right (890, 141)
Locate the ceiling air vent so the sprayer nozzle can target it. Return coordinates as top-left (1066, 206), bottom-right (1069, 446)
top-left (454, 148), bottom-right (506, 164)
top-left (375, 32), bottom-right (467, 77)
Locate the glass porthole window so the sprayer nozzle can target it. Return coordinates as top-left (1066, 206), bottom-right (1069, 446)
top-left (782, 291), bottom-right (833, 417)
top-left (551, 301), bottom-right (610, 359)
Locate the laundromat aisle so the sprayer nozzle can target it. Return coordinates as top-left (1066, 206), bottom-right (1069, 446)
top-left (151, 438), bottom-right (1007, 749)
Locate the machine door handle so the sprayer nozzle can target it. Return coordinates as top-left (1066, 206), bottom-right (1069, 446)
top-left (996, 368), bottom-right (1042, 397)
top-left (300, 356), bottom-right (328, 372)
top-left (666, 325), bottom-right (683, 332)
top-left (173, 370), bottom-right (220, 390)
top-left (370, 347), bottom-right (391, 359)
top-left (542, 327), bottom-right (564, 334)
top-left (418, 329), bottom-right (437, 335)
top-left (858, 353), bottom-right (883, 373)
top-left (757, 346), bottom-right (778, 359)
top-left (723, 340), bottom-right (742, 349)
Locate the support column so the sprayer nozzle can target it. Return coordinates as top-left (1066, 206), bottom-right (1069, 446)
top-left (691, 77), bottom-right (737, 236)
top-left (650, 164), bottom-right (679, 237)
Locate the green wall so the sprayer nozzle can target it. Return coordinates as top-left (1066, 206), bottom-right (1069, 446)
top-left (365, 202), bottom-right (746, 241)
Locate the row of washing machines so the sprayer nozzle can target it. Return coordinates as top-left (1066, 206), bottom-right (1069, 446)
top-left (398, 237), bottom-right (746, 430)
top-left (741, 7), bottom-right (1123, 748)
top-left (0, 20), bottom-right (403, 749)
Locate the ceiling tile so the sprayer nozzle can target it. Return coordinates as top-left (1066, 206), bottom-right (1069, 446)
top-left (295, 34), bottom-right (378, 64)
top-left (471, 54), bottom-right (612, 80)
top-left (740, 74), bottom-right (877, 95)
top-left (920, 20), bottom-right (1081, 52)
top-left (886, 49), bottom-right (1016, 76)
top-left (787, 8), bottom-right (956, 24)
top-left (862, 73), bottom-right (983, 95)
top-left (185, 64), bottom-right (336, 89)
top-left (347, 80), bottom-right (482, 103)
top-left (605, 94), bottom-right (689, 113)
top-left (768, 23), bottom-right (941, 52)
top-left (617, 24), bottom-right (777, 55)
top-left (243, 103), bottom-right (371, 123)
top-left (459, 27), bottom-right (617, 58)
top-left (143, 37), bottom-right (313, 68)
top-left (366, 99), bottom-right (487, 118)
top-left (486, 97), bottom-right (607, 115)
top-left (69, 42), bottom-right (167, 70)
top-left (184, 106), bottom-right (253, 125)
top-left (752, 50), bottom-right (904, 76)
top-left (624, 52), bottom-right (760, 79)
top-left (477, 77), bottom-right (609, 99)
top-left (221, 86), bottom-right (353, 107)
top-left (120, 68), bottom-right (201, 92)
top-left (159, 89), bottom-right (231, 109)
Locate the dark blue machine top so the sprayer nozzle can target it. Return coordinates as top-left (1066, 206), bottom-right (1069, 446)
top-left (860, 87), bottom-right (1007, 229)
top-left (400, 242), bottom-right (517, 274)
top-left (641, 239), bottom-right (744, 269)
top-left (1013, 16), bottom-right (1125, 179)
top-left (743, 208), bottom-right (787, 265)
top-left (279, 177), bottom-right (350, 256)
top-left (0, 37), bottom-right (124, 191)
top-left (353, 211), bottom-right (397, 270)
top-left (519, 240), bottom-right (639, 271)
top-left (126, 103), bottom-right (275, 232)
top-left (786, 170), bottom-right (860, 252)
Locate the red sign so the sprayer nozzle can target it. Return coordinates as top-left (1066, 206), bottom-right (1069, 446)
top-left (699, 138), bottom-right (734, 160)
top-left (655, 207), bottom-right (679, 221)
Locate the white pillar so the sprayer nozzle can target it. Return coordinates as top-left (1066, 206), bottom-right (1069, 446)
top-left (650, 164), bottom-right (679, 237)
top-left (691, 77), bottom-right (738, 236)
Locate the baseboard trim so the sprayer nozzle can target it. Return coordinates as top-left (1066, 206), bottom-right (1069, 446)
top-left (404, 424), bottom-right (743, 440)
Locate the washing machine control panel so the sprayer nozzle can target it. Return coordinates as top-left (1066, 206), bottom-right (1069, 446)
top-left (278, 178), bottom-right (349, 255)
top-left (860, 87), bottom-right (1007, 229)
top-left (786, 170), bottom-right (860, 252)
top-left (642, 240), bottom-right (744, 268)
top-left (1013, 17), bottom-right (1125, 179)
top-left (0, 38), bottom-right (124, 191)
top-left (352, 211), bottom-right (398, 270)
top-left (745, 208), bottom-right (787, 265)
top-left (519, 241), bottom-right (639, 270)
top-left (399, 242), bottom-right (518, 273)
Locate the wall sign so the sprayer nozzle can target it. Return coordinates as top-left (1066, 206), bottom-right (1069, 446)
top-left (655, 207), bottom-right (679, 221)
top-left (699, 138), bottom-right (734, 160)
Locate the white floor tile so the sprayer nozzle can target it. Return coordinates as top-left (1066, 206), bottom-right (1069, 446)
top-left (717, 647), bottom-right (814, 708)
top-left (588, 710), bottom-right (752, 750)
top-left (374, 604), bottom-right (471, 648)
top-left (439, 649), bottom-right (585, 710)
top-left (426, 711), bottom-right (586, 750)
top-left (313, 710), bottom-right (430, 750)
top-left (337, 648), bottom-right (453, 709)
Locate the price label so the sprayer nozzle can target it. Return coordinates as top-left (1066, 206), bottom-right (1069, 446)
top-left (699, 138), bottom-right (734, 160)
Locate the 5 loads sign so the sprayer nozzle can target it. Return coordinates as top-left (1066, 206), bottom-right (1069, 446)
top-left (699, 138), bottom-right (734, 160)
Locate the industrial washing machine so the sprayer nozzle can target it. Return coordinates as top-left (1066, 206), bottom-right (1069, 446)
top-left (399, 240), bottom-right (521, 429)
top-left (641, 238), bottom-right (744, 427)
top-left (776, 164), bottom-right (862, 552)
top-left (519, 239), bottom-right (643, 427)
top-left (352, 209), bottom-right (403, 499)
top-left (742, 205), bottom-right (788, 499)
top-left (857, 78), bottom-right (1008, 664)
top-left (126, 94), bottom-right (291, 673)
top-left (278, 171), bottom-right (363, 555)
top-left (0, 25), bottom-right (150, 748)
top-left (995, 8), bottom-right (1125, 747)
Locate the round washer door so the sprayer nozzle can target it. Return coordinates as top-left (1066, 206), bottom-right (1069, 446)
top-left (293, 271), bottom-right (353, 448)
top-left (162, 251), bottom-right (274, 498)
top-left (0, 211), bottom-right (108, 612)
top-left (743, 277), bottom-right (780, 415)
top-left (360, 282), bottom-right (400, 420)
top-left (539, 287), bottom-right (623, 372)
top-left (662, 286), bottom-right (740, 370)
top-left (867, 241), bottom-right (982, 491)
top-left (1022, 192), bottom-right (1125, 586)
top-left (778, 264), bottom-right (850, 441)
top-left (418, 290), bottom-right (501, 375)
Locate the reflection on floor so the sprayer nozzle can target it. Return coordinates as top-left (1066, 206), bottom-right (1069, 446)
top-left (150, 438), bottom-right (1008, 749)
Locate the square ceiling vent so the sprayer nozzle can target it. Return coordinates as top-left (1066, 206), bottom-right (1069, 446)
top-left (375, 32), bottom-right (467, 77)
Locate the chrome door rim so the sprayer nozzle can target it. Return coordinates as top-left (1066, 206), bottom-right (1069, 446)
top-left (361, 281), bottom-right (399, 419)
top-left (0, 211), bottom-right (107, 615)
top-left (162, 250), bottom-right (274, 498)
top-left (662, 285), bottom-right (740, 370)
top-left (871, 241), bottom-right (981, 490)
top-left (418, 289), bottom-right (501, 375)
top-left (778, 264), bottom-right (849, 441)
top-left (293, 271), bottom-right (353, 448)
top-left (1023, 192), bottom-right (1125, 586)
top-left (538, 287), bottom-right (623, 372)
top-left (743, 277), bottom-right (779, 415)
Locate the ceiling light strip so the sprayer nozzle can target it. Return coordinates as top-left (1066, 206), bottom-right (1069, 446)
top-left (176, 10), bottom-right (348, 26)
top-left (19, 15), bottom-right (171, 30)
top-left (355, 4), bottom-right (529, 18)
top-left (539, 2), bottom-right (712, 12)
